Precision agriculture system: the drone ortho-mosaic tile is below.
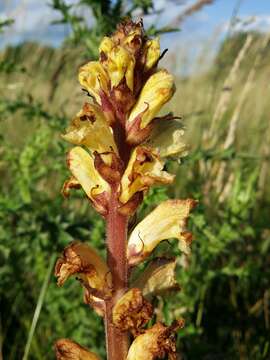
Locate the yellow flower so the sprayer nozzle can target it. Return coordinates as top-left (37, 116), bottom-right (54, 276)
top-left (112, 288), bottom-right (153, 335)
top-left (128, 70), bottom-right (175, 129)
top-left (133, 257), bottom-right (179, 299)
top-left (55, 241), bottom-right (112, 299)
top-left (55, 338), bottom-right (100, 360)
top-left (78, 61), bottom-right (109, 104)
top-left (67, 146), bottom-right (110, 214)
top-left (127, 199), bottom-right (197, 265)
top-left (119, 146), bottom-right (174, 204)
top-left (101, 43), bottom-right (135, 91)
top-left (144, 38), bottom-right (160, 71)
top-left (126, 320), bottom-right (184, 360)
top-left (62, 103), bottom-right (118, 155)
top-left (146, 119), bottom-right (188, 158)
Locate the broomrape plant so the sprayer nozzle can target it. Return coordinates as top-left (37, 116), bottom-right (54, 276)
top-left (54, 20), bottom-right (197, 360)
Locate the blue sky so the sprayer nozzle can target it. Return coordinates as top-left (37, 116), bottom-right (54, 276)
top-left (1, 0), bottom-right (270, 60)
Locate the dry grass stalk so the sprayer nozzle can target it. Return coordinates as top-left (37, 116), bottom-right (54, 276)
top-left (207, 34), bottom-right (253, 144)
top-left (171, 0), bottom-right (214, 27)
top-left (215, 33), bottom-right (270, 197)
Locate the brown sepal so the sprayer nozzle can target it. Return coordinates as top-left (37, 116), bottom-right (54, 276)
top-left (118, 192), bottom-right (143, 216)
top-left (93, 151), bottom-right (123, 184)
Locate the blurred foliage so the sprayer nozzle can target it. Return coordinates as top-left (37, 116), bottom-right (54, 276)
top-left (0, 2), bottom-right (270, 360)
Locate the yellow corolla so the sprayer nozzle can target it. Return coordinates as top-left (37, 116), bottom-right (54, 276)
top-left (55, 338), bottom-right (100, 360)
top-left (133, 257), bottom-right (178, 299)
top-left (67, 146), bottom-right (110, 201)
top-left (146, 119), bottom-right (188, 158)
top-left (62, 103), bottom-right (118, 155)
top-left (126, 320), bottom-right (184, 360)
top-left (144, 38), bottom-right (160, 71)
top-left (55, 241), bottom-right (112, 298)
top-left (119, 146), bottom-right (174, 204)
top-left (78, 61), bottom-right (109, 104)
top-left (101, 44), bottom-right (135, 91)
top-left (128, 69), bottom-right (175, 129)
top-left (127, 199), bottom-right (197, 265)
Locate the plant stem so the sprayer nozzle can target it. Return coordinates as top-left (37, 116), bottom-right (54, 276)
top-left (105, 188), bottom-right (129, 360)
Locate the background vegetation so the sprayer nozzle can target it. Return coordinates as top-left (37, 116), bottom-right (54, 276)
top-left (0, 1), bottom-right (269, 359)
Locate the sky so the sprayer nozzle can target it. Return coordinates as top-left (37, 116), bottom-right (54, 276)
top-left (1, 0), bottom-right (270, 72)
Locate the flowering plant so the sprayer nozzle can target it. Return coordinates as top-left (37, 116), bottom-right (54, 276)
top-left (54, 19), bottom-right (196, 360)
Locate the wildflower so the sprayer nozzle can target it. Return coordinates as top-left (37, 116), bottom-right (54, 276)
top-left (127, 199), bottom-right (197, 266)
top-left (56, 19), bottom-right (197, 360)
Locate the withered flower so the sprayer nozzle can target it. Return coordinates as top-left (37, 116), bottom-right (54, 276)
top-left (112, 288), bottom-right (153, 335)
top-left (127, 199), bottom-right (197, 266)
top-left (55, 339), bottom-right (100, 360)
top-left (126, 320), bottom-right (185, 360)
top-left (133, 257), bottom-right (179, 299)
top-left (55, 241), bottom-right (112, 299)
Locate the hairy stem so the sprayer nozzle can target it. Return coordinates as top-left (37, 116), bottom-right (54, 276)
top-left (105, 188), bottom-right (129, 360)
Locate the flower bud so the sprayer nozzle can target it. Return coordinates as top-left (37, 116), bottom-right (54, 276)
top-left (126, 320), bottom-right (185, 360)
top-left (55, 339), bottom-right (100, 360)
top-left (144, 38), bottom-right (160, 71)
top-left (112, 288), bottom-right (153, 335)
top-left (127, 199), bottom-right (197, 266)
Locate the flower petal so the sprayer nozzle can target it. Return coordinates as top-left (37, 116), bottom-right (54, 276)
top-left (55, 339), bottom-right (100, 360)
top-left (127, 199), bottom-right (197, 265)
top-left (128, 70), bottom-right (175, 129)
top-left (119, 147), bottom-right (174, 204)
top-left (78, 61), bottom-right (109, 104)
top-left (144, 38), bottom-right (160, 71)
top-left (126, 320), bottom-right (185, 360)
top-left (112, 288), bottom-right (153, 336)
top-left (55, 241), bottom-right (112, 299)
top-left (62, 103), bottom-right (118, 154)
top-left (133, 258), bottom-right (179, 299)
top-left (67, 146), bottom-right (110, 200)
top-left (147, 119), bottom-right (188, 158)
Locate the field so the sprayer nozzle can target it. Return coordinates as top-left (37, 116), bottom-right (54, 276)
top-left (0, 27), bottom-right (270, 359)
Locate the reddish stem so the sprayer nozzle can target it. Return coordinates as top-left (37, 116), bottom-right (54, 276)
top-left (105, 187), bottom-right (129, 360)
